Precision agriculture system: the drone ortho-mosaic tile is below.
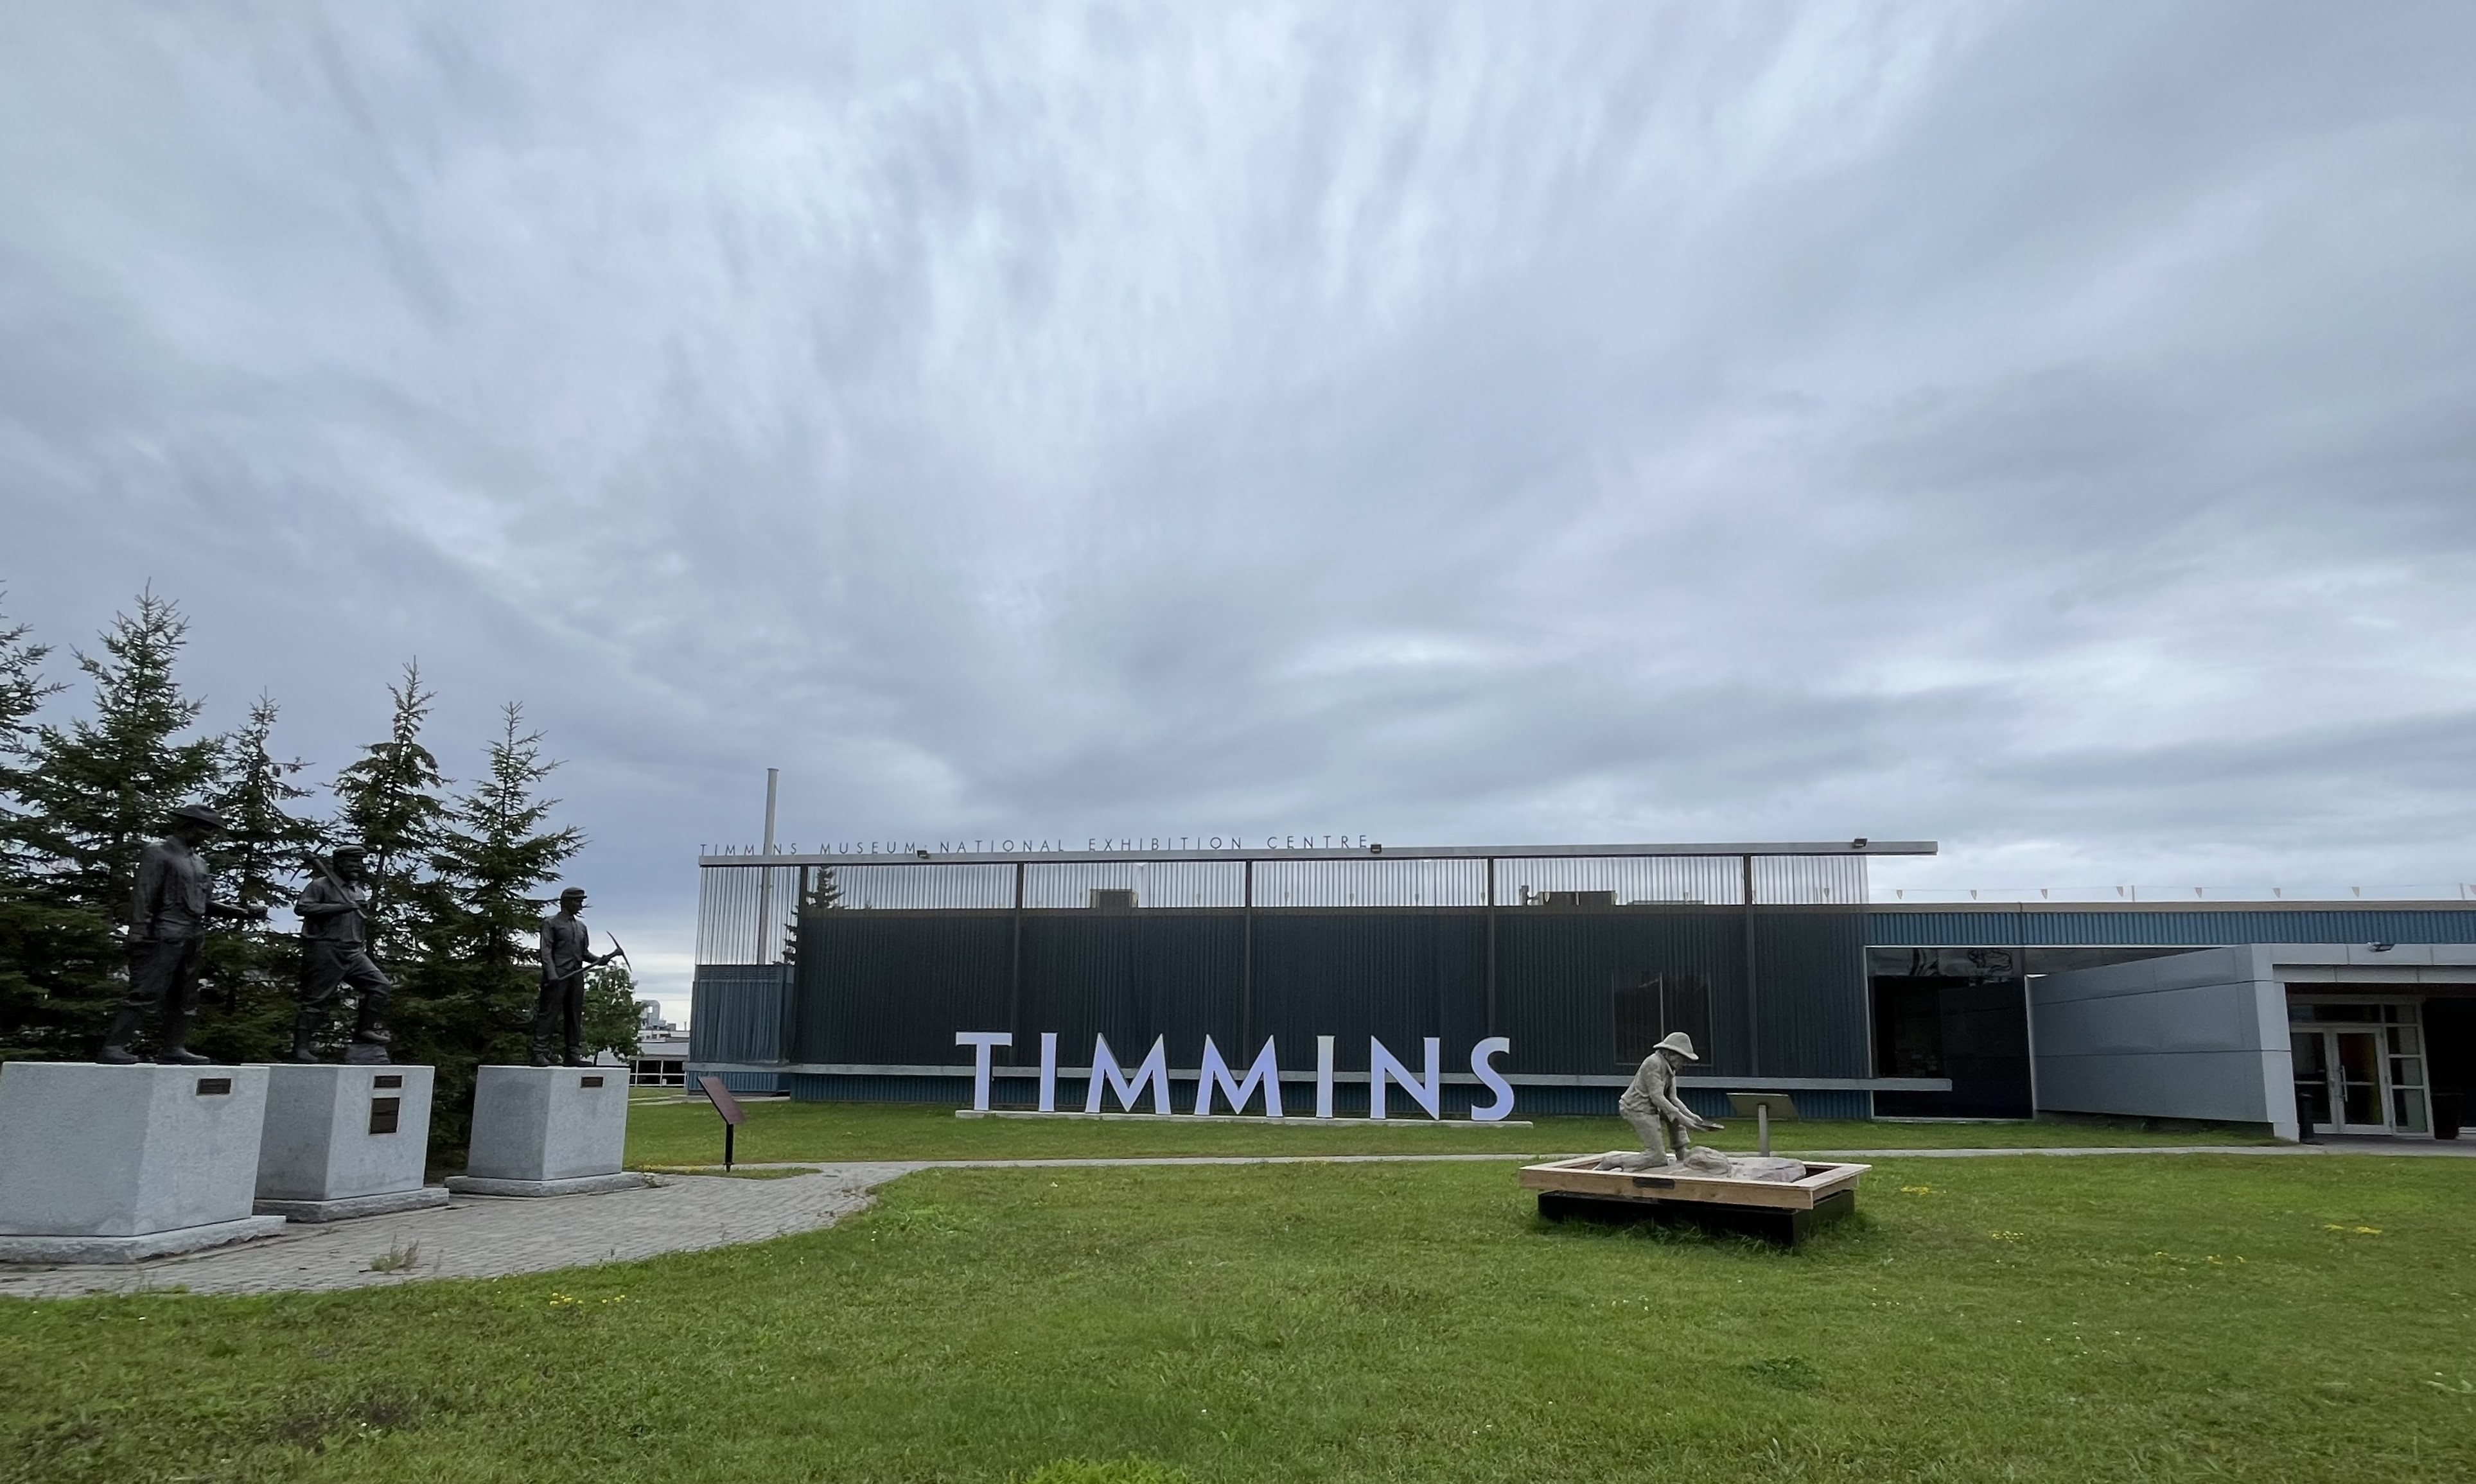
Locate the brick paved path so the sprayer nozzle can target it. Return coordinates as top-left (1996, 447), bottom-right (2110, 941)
top-left (3, 1142), bottom-right (2463, 1300)
top-left (0, 1164), bottom-right (917, 1300)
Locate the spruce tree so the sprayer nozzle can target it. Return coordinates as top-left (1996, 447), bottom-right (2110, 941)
top-left (193, 694), bottom-right (324, 1063)
top-left (329, 662), bottom-right (453, 969)
top-left (0, 591), bottom-right (60, 810)
top-left (780, 865), bottom-right (841, 962)
top-left (410, 703), bottom-right (583, 1151)
top-left (5, 591), bottom-right (226, 1054)
top-left (0, 592), bottom-right (67, 1048)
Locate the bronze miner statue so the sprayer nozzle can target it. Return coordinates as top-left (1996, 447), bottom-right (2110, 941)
top-left (101, 803), bottom-right (259, 1064)
top-left (292, 844), bottom-right (394, 1063)
top-left (532, 886), bottom-right (619, 1067)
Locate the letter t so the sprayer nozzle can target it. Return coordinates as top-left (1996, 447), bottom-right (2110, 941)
top-left (955, 1031), bottom-right (1012, 1112)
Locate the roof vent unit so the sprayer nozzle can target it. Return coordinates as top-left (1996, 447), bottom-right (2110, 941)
top-left (1087, 888), bottom-right (1139, 912)
top-left (1535, 890), bottom-right (1616, 909)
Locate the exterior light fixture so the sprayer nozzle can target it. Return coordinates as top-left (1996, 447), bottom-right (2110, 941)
top-left (2369, 941), bottom-right (2396, 953)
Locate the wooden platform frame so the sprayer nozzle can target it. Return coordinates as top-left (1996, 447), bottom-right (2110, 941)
top-left (1519, 1155), bottom-right (1870, 1245)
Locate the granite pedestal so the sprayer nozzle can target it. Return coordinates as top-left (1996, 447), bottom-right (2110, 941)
top-left (254, 1063), bottom-right (448, 1222)
top-left (447, 1064), bottom-right (644, 1196)
top-left (0, 1061), bottom-right (288, 1262)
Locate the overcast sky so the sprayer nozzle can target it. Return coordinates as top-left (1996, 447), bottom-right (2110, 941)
top-left (4, 4), bottom-right (2472, 1011)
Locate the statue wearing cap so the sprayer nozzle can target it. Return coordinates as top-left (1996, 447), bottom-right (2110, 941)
top-left (291, 845), bottom-right (394, 1063)
top-left (100, 804), bottom-right (259, 1063)
top-left (531, 887), bottom-right (619, 1067)
top-left (1617, 1030), bottom-right (1726, 1164)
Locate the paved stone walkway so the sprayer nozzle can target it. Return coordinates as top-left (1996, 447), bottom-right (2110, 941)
top-left (0, 1165), bottom-right (913, 1301)
top-left (3, 1142), bottom-right (2464, 1300)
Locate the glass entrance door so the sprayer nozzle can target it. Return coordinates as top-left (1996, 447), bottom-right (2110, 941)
top-left (2292, 1031), bottom-right (2331, 1130)
top-left (2292, 1026), bottom-right (2396, 1134)
top-left (2331, 1031), bottom-right (2385, 1131)
top-left (2289, 1000), bottom-right (2431, 1137)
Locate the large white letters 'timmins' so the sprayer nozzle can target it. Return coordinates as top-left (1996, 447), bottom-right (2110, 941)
top-left (1195, 1036), bottom-right (1283, 1117)
top-left (1085, 1033), bottom-right (1172, 1115)
top-left (1369, 1036), bottom-right (1441, 1120)
top-left (1468, 1035), bottom-right (1515, 1122)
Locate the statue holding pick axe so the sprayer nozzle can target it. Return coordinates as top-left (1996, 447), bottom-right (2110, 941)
top-left (1618, 1031), bottom-right (1725, 1163)
top-left (292, 844), bottom-right (394, 1064)
top-left (531, 886), bottom-right (623, 1068)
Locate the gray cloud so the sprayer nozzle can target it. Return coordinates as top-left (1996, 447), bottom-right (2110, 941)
top-left (4, 3), bottom-right (2473, 1005)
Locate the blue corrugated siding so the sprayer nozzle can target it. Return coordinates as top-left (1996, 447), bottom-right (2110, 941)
top-left (688, 1069), bottom-right (785, 1096)
top-left (1868, 907), bottom-right (2476, 947)
top-left (688, 965), bottom-right (795, 1096)
top-left (689, 965), bottom-right (794, 1061)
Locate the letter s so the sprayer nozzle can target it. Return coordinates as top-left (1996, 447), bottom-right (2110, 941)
top-left (1469, 1036), bottom-right (1515, 1122)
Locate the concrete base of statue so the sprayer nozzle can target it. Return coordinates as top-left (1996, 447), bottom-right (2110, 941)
top-left (443, 1171), bottom-right (649, 1197)
top-left (0, 1061), bottom-right (289, 1263)
top-left (446, 1064), bottom-right (638, 1197)
top-left (254, 1063), bottom-right (446, 1223)
top-left (256, 1186), bottom-right (450, 1221)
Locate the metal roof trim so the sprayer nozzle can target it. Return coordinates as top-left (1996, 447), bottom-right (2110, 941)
top-left (699, 840), bottom-right (1938, 867)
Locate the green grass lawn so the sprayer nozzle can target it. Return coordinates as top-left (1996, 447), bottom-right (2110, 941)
top-left (5, 1153), bottom-right (2468, 1482)
top-left (621, 1097), bottom-right (2281, 1167)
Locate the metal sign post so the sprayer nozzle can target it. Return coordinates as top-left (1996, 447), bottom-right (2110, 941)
top-left (698, 1074), bottom-right (748, 1170)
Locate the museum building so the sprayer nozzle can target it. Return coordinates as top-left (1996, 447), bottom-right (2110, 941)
top-left (685, 841), bottom-right (2476, 1141)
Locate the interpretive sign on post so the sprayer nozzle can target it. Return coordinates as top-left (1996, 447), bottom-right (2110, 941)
top-left (699, 1075), bottom-right (746, 1170)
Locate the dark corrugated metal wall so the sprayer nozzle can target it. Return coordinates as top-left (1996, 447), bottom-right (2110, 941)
top-left (1248, 910), bottom-right (1491, 1064)
top-left (795, 913), bottom-right (1012, 1065)
top-left (1015, 912), bottom-right (1250, 1066)
top-left (793, 902), bottom-right (1867, 1079)
top-left (1752, 909), bottom-right (1872, 1078)
top-left (1493, 907), bottom-right (1746, 1073)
